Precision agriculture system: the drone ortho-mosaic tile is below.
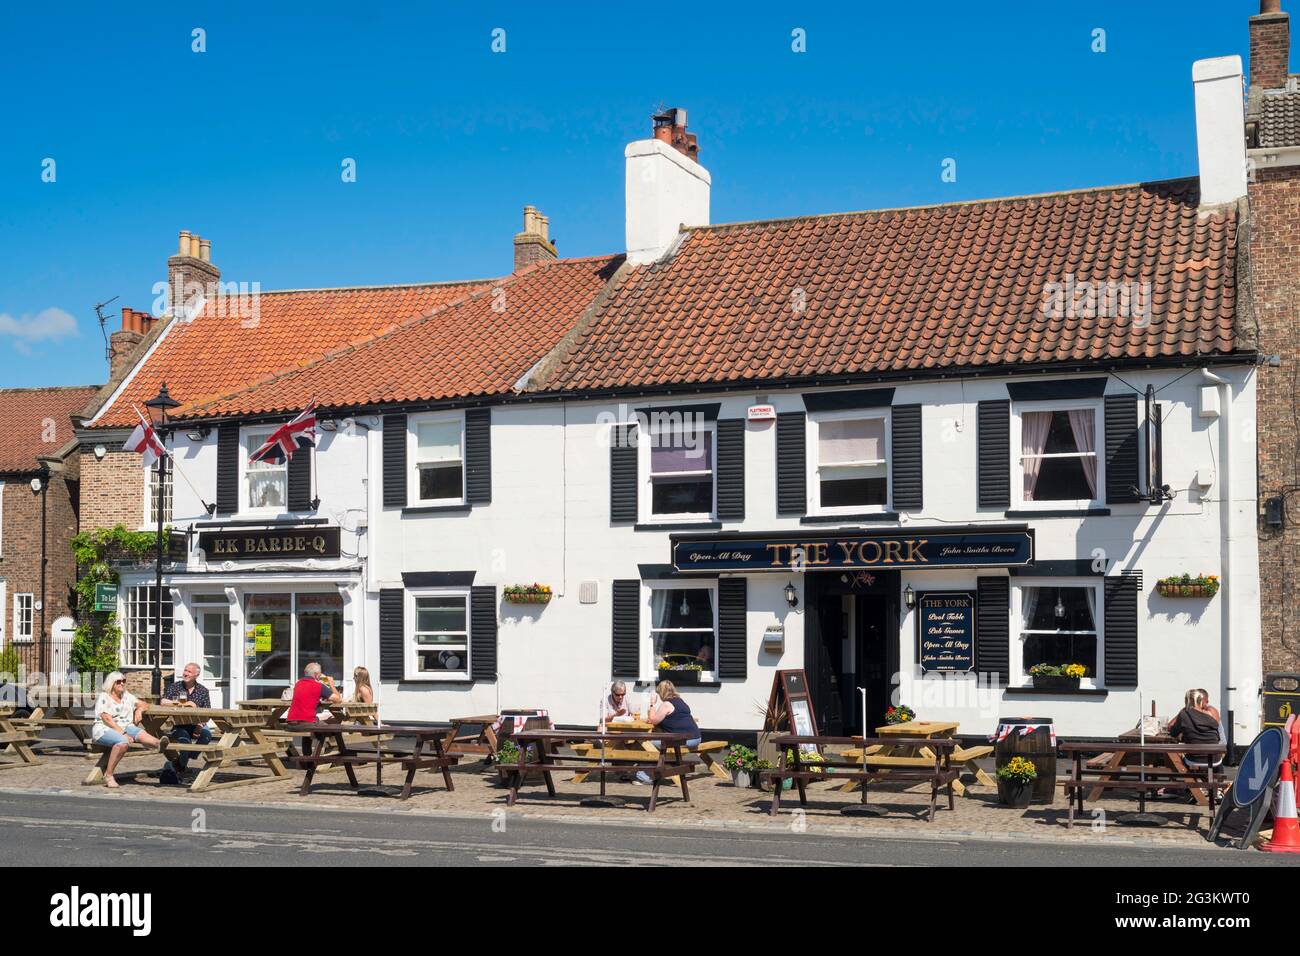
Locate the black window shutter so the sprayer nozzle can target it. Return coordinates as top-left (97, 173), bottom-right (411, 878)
top-left (717, 577), bottom-right (747, 679)
top-left (610, 425), bottom-right (638, 523)
top-left (977, 400), bottom-right (1010, 509)
top-left (215, 423), bottom-right (239, 515)
top-left (612, 579), bottom-right (640, 678)
top-left (890, 404), bottom-right (923, 511)
top-left (382, 413), bottom-right (407, 508)
top-left (1104, 572), bottom-right (1141, 687)
top-left (470, 586), bottom-right (497, 681)
top-left (1104, 394), bottom-right (1141, 504)
top-left (716, 419), bottom-right (745, 521)
top-left (776, 412), bottom-right (806, 516)
top-left (975, 576), bottom-right (1010, 687)
top-left (287, 445), bottom-right (313, 512)
top-left (379, 588), bottom-right (404, 682)
top-left (465, 408), bottom-right (491, 505)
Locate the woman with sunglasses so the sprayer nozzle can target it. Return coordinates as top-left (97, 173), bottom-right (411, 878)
top-left (92, 671), bottom-right (168, 788)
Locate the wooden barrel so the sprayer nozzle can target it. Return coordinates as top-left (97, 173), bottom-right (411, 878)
top-left (994, 716), bottom-right (1056, 804)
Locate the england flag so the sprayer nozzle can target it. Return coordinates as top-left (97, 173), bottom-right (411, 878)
top-left (123, 405), bottom-right (166, 467)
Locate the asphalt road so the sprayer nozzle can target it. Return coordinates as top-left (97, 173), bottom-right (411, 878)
top-left (0, 788), bottom-right (1291, 867)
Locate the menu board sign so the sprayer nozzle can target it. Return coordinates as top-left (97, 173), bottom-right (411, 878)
top-left (916, 591), bottom-right (975, 673)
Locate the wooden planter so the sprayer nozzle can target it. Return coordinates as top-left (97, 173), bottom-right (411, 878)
top-left (1031, 675), bottom-right (1080, 691)
top-left (1156, 582), bottom-right (1218, 598)
top-left (504, 592), bottom-right (552, 604)
top-left (658, 669), bottom-right (703, 684)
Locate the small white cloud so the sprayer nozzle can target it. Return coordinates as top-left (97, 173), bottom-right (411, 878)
top-left (0, 307), bottom-right (78, 354)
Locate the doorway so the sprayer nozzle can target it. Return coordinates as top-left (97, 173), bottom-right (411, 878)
top-left (806, 573), bottom-right (898, 735)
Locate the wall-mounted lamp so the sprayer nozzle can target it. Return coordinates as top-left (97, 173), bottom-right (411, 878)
top-left (783, 582), bottom-right (799, 608)
top-left (904, 584), bottom-right (916, 609)
top-left (93, 445), bottom-right (107, 460)
top-left (319, 419), bottom-right (338, 432)
top-left (29, 476), bottom-right (44, 494)
top-left (1265, 496), bottom-right (1286, 530)
top-left (186, 426), bottom-right (211, 442)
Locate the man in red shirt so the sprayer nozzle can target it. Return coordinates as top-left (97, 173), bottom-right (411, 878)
top-left (286, 662), bottom-right (342, 722)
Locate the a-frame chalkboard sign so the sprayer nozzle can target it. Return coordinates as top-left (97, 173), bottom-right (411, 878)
top-left (763, 669), bottom-right (819, 739)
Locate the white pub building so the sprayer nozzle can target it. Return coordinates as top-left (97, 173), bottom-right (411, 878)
top-left (79, 57), bottom-right (1263, 745)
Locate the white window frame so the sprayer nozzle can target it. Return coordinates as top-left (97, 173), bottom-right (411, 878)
top-left (1011, 578), bottom-right (1104, 688)
top-left (239, 426), bottom-right (290, 515)
top-left (143, 460), bottom-right (173, 529)
top-left (405, 587), bottom-right (471, 681)
top-left (638, 418), bottom-right (717, 523)
top-left (407, 412), bottom-right (466, 508)
top-left (807, 408), bottom-right (891, 515)
top-left (1011, 399), bottom-right (1104, 510)
top-left (643, 579), bottom-right (718, 682)
top-left (13, 593), bottom-right (34, 643)
top-left (121, 584), bottom-right (175, 669)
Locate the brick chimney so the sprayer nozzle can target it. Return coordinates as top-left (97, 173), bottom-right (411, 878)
top-left (625, 107), bottom-right (710, 265)
top-left (513, 205), bottom-right (558, 271)
top-left (109, 307), bottom-right (158, 378)
top-left (1251, 0), bottom-right (1291, 90)
top-left (167, 229), bottom-right (221, 318)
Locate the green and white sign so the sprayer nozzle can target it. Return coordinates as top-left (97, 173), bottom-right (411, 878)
top-left (94, 583), bottom-right (118, 612)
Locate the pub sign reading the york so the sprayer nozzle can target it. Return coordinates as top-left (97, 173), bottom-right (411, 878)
top-left (198, 527), bottom-right (341, 561)
top-left (916, 591), bottom-right (975, 673)
top-left (670, 529), bottom-right (1033, 573)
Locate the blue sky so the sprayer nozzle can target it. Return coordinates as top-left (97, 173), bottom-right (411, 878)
top-left (0, 1), bottom-right (1268, 388)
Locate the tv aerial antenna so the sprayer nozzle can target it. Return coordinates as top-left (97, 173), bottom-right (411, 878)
top-left (94, 296), bottom-right (119, 371)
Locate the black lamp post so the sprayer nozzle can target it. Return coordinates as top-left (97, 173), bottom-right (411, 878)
top-left (144, 383), bottom-right (180, 697)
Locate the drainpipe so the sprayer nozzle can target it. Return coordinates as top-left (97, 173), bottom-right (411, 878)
top-left (37, 469), bottom-right (48, 675)
top-left (1201, 367), bottom-right (1240, 752)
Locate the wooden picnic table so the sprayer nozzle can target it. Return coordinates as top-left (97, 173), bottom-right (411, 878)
top-left (500, 730), bottom-right (691, 812)
top-left (1060, 740), bottom-right (1228, 827)
top-left (236, 698), bottom-right (380, 728)
top-left (763, 734), bottom-right (960, 821)
top-left (443, 709), bottom-right (551, 760)
top-left (1084, 730), bottom-right (1219, 806)
top-left (838, 720), bottom-right (994, 796)
top-left (295, 723), bottom-right (460, 800)
top-left (568, 721), bottom-right (730, 783)
top-left (83, 706), bottom-right (291, 793)
top-left (17, 688), bottom-right (97, 750)
top-left (0, 705), bottom-right (42, 772)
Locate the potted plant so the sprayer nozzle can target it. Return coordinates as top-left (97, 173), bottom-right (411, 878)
top-left (503, 583), bottom-right (553, 604)
top-left (996, 756), bottom-right (1038, 807)
top-left (657, 655), bottom-right (705, 684)
top-left (1155, 573), bottom-right (1220, 599)
top-left (785, 748), bottom-right (827, 774)
top-left (723, 745), bottom-right (757, 788)
top-left (1029, 663), bottom-right (1084, 690)
top-left (493, 739), bottom-right (521, 786)
top-left (884, 704), bottom-right (916, 725)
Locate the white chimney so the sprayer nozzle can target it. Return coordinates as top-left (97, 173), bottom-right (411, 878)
top-left (1192, 55), bottom-right (1247, 207)
top-left (625, 108), bottom-right (710, 265)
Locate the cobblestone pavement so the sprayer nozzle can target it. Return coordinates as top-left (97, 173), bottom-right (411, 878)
top-left (1, 738), bottom-right (1257, 850)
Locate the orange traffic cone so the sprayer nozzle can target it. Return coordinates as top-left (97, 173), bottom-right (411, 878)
top-left (1261, 759), bottom-right (1300, 853)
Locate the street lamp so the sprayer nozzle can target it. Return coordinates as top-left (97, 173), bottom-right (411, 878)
top-left (144, 383), bottom-right (179, 697)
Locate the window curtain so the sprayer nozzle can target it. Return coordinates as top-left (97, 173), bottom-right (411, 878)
top-left (1021, 587), bottom-right (1041, 631)
top-left (819, 419), bottom-right (884, 465)
top-left (1021, 412), bottom-right (1052, 500)
top-left (1082, 586), bottom-right (1097, 632)
top-left (1067, 409), bottom-right (1098, 499)
top-left (651, 589), bottom-right (672, 630)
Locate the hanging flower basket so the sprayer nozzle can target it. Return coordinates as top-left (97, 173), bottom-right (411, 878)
top-left (1155, 575), bottom-right (1220, 598)
top-left (503, 584), bottom-right (552, 604)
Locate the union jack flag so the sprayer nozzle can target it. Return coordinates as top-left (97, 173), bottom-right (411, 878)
top-left (249, 403), bottom-right (317, 465)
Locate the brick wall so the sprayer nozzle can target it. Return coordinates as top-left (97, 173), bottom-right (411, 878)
top-left (1250, 12), bottom-right (1291, 90)
top-left (1250, 165), bottom-right (1300, 674)
top-left (0, 469), bottom-right (80, 644)
top-left (79, 449), bottom-right (146, 531)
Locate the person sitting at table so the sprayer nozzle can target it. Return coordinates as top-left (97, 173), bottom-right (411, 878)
top-left (286, 662), bottom-right (342, 723)
top-left (1197, 688), bottom-right (1223, 727)
top-left (92, 672), bottom-right (169, 789)
top-left (602, 681), bottom-right (631, 721)
top-left (350, 666), bottom-right (375, 705)
top-left (157, 661), bottom-right (212, 786)
top-left (1160, 689), bottom-right (1224, 798)
top-left (636, 680), bottom-right (701, 784)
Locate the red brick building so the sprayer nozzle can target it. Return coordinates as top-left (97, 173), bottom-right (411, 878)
top-left (0, 386), bottom-right (99, 674)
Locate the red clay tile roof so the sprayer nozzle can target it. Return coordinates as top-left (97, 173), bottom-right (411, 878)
top-left (0, 386), bottom-right (100, 473)
top-left (537, 178), bottom-right (1240, 393)
top-left (178, 256), bottom-right (623, 419)
top-left (88, 280), bottom-right (491, 428)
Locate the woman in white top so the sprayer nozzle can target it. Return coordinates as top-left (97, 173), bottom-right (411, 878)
top-left (93, 671), bottom-right (168, 788)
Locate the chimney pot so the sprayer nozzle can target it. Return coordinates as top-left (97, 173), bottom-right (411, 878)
top-left (626, 107), bottom-right (710, 264)
top-left (1263, 0), bottom-right (1281, 13)
top-left (178, 230), bottom-right (191, 255)
top-left (199, 238), bottom-right (211, 263)
top-left (513, 204), bottom-right (558, 271)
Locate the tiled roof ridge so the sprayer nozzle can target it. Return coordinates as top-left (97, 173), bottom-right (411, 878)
top-left (177, 255), bottom-right (619, 418)
top-left (240, 277), bottom-right (494, 296)
top-left (0, 384), bottom-right (99, 394)
top-left (688, 176), bottom-right (1201, 234)
top-left (524, 257), bottom-right (634, 392)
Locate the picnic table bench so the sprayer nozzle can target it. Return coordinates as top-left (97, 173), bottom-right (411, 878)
top-left (762, 734), bottom-right (960, 822)
top-left (499, 730), bottom-right (692, 812)
top-left (0, 706), bottom-right (42, 772)
top-left (13, 688), bottom-right (97, 751)
top-left (295, 723), bottom-right (460, 800)
top-left (837, 720), bottom-right (993, 796)
top-left (1059, 741), bottom-right (1228, 827)
top-left (568, 721), bottom-right (730, 782)
top-left (443, 710), bottom-right (551, 761)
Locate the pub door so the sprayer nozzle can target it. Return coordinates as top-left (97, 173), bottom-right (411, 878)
top-left (806, 573), bottom-right (898, 736)
top-left (810, 594), bottom-right (846, 735)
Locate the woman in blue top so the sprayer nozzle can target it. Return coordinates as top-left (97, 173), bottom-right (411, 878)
top-left (637, 680), bottom-right (701, 785)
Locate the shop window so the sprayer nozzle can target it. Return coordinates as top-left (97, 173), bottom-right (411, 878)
top-left (811, 412), bottom-right (888, 511)
top-left (408, 590), bottom-right (470, 678)
top-left (13, 593), bottom-right (33, 643)
top-left (643, 421), bottom-right (715, 519)
top-left (122, 585), bottom-right (174, 668)
top-left (410, 415), bottom-right (465, 505)
top-left (647, 583), bottom-right (717, 679)
top-left (1017, 583), bottom-right (1100, 683)
top-left (145, 461), bottom-right (173, 527)
top-left (242, 427), bottom-right (287, 511)
top-left (243, 592), bottom-right (344, 697)
top-left (1015, 404), bottom-right (1100, 505)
